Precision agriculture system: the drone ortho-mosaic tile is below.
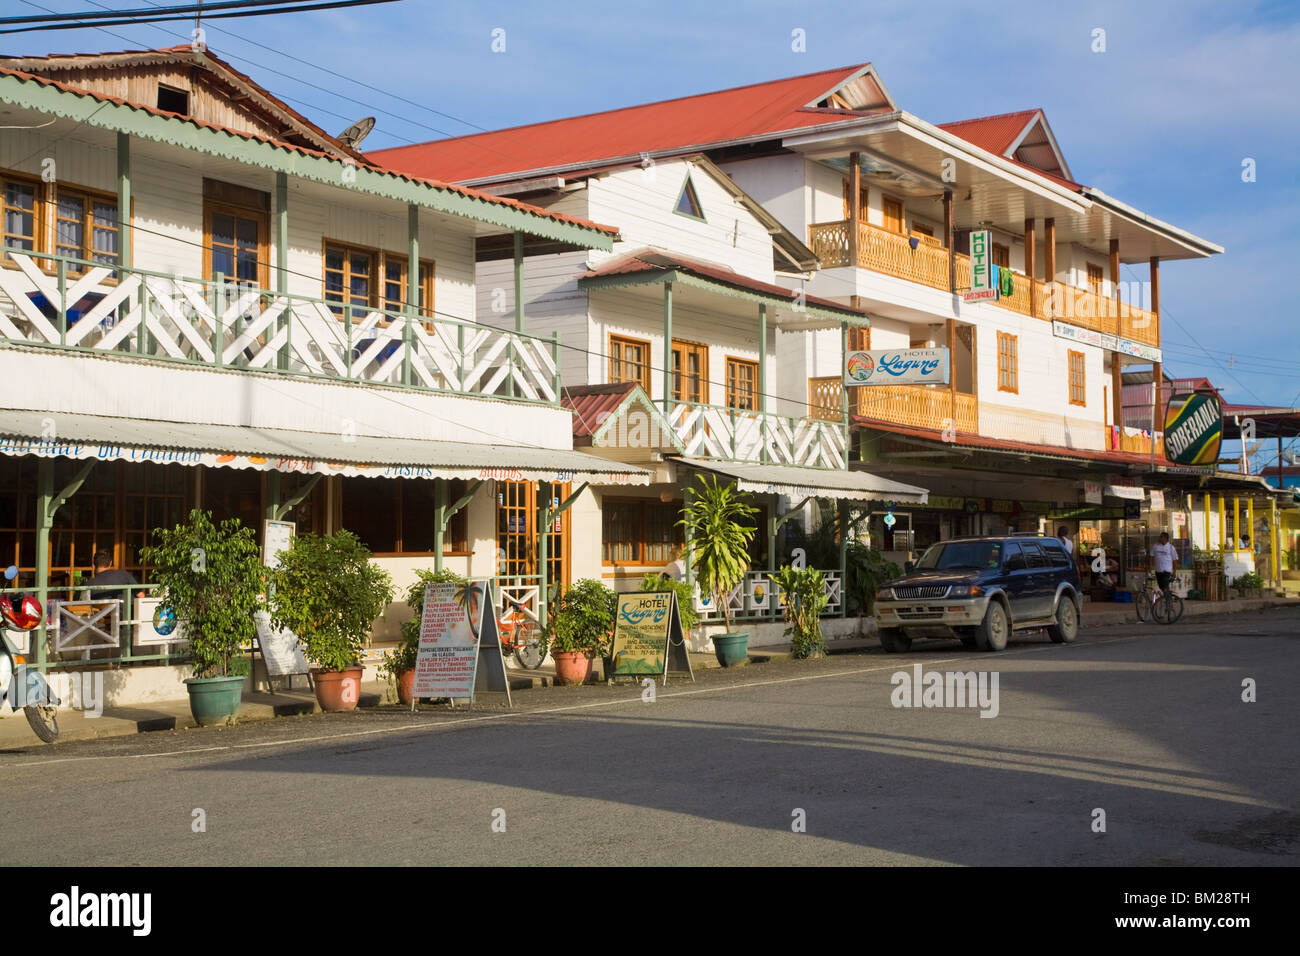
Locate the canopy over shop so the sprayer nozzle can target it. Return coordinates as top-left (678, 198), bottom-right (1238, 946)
top-left (0, 410), bottom-right (648, 671)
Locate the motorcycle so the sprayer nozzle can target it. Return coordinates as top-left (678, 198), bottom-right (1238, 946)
top-left (1, 566), bottom-right (60, 743)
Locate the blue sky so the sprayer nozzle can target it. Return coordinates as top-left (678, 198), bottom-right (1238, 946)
top-left (8, 0), bottom-right (1299, 453)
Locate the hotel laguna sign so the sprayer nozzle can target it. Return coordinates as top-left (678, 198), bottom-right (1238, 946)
top-left (1163, 391), bottom-right (1223, 467)
top-left (964, 229), bottom-right (997, 302)
top-left (844, 348), bottom-right (950, 387)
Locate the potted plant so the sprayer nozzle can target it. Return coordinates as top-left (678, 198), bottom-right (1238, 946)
top-left (771, 565), bottom-right (830, 659)
top-left (381, 568), bottom-right (466, 705)
top-left (141, 509), bottom-right (263, 727)
top-left (544, 578), bottom-right (616, 685)
top-left (270, 530), bottom-right (394, 712)
top-left (679, 475), bottom-right (757, 667)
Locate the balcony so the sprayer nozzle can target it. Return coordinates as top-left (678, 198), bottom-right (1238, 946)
top-left (808, 220), bottom-right (1160, 347)
top-left (0, 250), bottom-right (561, 403)
top-left (812, 376), bottom-right (977, 433)
top-left (667, 400), bottom-right (847, 469)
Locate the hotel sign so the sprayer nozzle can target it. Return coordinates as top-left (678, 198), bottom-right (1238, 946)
top-left (845, 348), bottom-right (950, 386)
top-left (964, 229), bottom-right (997, 302)
top-left (1164, 391), bottom-right (1223, 466)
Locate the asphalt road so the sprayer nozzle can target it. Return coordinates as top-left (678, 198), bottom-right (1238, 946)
top-left (3, 608), bottom-right (1297, 866)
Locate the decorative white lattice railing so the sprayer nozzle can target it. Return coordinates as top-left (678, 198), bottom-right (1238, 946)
top-left (694, 569), bottom-right (843, 622)
top-left (667, 400), bottom-right (847, 469)
top-left (0, 250), bottom-right (561, 403)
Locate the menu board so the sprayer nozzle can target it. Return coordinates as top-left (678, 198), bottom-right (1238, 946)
top-left (413, 582), bottom-right (482, 698)
top-left (253, 609), bottom-right (309, 678)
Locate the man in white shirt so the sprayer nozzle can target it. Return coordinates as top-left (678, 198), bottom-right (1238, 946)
top-left (1150, 532), bottom-right (1179, 592)
top-left (1057, 526), bottom-right (1074, 556)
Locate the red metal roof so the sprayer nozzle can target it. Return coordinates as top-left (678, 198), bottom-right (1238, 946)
top-left (368, 64), bottom-right (886, 182)
top-left (938, 109), bottom-right (1039, 156)
top-left (581, 250), bottom-right (866, 317)
top-left (562, 382), bottom-right (640, 441)
top-left (0, 63), bottom-right (618, 239)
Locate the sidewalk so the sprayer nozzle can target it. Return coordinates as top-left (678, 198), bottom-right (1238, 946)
top-left (1078, 594), bottom-right (1297, 627)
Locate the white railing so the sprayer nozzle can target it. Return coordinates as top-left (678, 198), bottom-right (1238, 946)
top-left (0, 250), bottom-right (561, 403)
top-left (668, 401), bottom-right (847, 469)
top-left (694, 569), bottom-right (843, 622)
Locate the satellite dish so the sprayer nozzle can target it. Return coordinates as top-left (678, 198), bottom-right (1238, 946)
top-left (337, 116), bottom-right (375, 149)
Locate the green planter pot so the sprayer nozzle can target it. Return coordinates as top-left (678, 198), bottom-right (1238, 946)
top-left (184, 675), bottom-right (245, 726)
top-left (713, 632), bottom-right (749, 668)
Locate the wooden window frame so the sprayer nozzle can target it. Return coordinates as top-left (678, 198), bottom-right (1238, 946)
top-left (601, 496), bottom-right (683, 567)
top-left (53, 183), bottom-right (122, 274)
top-left (674, 173), bottom-right (706, 223)
top-left (997, 331), bottom-right (1019, 394)
top-left (2, 166), bottom-right (127, 276)
top-left (881, 193), bottom-right (905, 234)
top-left (1086, 262), bottom-right (1105, 296)
top-left (337, 476), bottom-right (469, 557)
top-left (991, 242), bottom-right (1010, 269)
top-left (1068, 349), bottom-right (1086, 407)
top-left (608, 333), bottom-right (652, 392)
top-left (204, 200), bottom-right (270, 290)
top-left (725, 355), bottom-right (760, 411)
top-left (1, 169), bottom-right (42, 255)
top-left (671, 338), bottom-right (709, 404)
top-left (323, 238), bottom-right (436, 325)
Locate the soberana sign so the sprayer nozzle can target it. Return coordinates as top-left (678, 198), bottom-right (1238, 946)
top-left (845, 348), bottom-right (950, 387)
top-left (1164, 391), bottom-right (1223, 466)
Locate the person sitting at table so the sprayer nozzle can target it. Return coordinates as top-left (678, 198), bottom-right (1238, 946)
top-left (83, 550), bottom-right (144, 602)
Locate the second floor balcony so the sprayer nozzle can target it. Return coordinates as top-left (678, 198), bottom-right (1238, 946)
top-left (0, 249), bottom-right (562, 404)
top-left (807, 219), bottom-right (1160, 347)
top-left (667, 399), bottom-right (848, 470)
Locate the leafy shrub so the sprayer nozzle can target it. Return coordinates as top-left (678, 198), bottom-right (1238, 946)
top-left (270, 531), bottom-right (394, 672)
top-left (1233, 571), bottom-right (1264, 591)
top-left (141, 509), bottom-right (263, 679)
top-left (770, 565), bottom-right (829, 659)
top-left (678, 476), bottom-right (757, 633)
top-left (638, 572), bottom-right (699, 632)
top-left (545, 578), bottom-right (617, 657)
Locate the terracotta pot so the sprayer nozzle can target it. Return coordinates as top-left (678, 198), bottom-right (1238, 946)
top-left (396, 669), bottom-right (415, 706)
top-left (552, 651), bottom-right (592, 686)
top-left (312, 666), bottom-right (364, 712)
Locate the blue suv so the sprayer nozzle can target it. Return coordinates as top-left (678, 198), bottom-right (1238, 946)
top-left (873, 535), bottom-right (1083, 652)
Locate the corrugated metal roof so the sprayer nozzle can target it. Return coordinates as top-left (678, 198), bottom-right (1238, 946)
top-left (938, 110), bottom-right (1039, 156)
top-left (0, 411), bottom-right (648, 483)
top-left (562, 382), bottom-right (639, 440)
top-left (675, 458), bottom-right (928, 503)
top-left (368, 64), bottom-right (887, 183)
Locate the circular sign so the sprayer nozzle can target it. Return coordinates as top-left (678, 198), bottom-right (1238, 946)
top-left (153, 605), bottom-right (178, 636)
top-left (846, 352), bottom-right (875, 384)
top-left (883, 512), bottom-right (897, 528)
top-left (1164, 391), bottom-right (1223, 466)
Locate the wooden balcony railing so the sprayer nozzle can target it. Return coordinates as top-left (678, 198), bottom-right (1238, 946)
top-left (853, 383), bottom-right (978, 434)
top-left (809, 219), bottom-right (1161, 347)
top-left (808, 376), bottom-right (843, 421)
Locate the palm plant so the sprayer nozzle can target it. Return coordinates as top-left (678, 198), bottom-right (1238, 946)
top-left (678, 475), bottom-right (757, 633)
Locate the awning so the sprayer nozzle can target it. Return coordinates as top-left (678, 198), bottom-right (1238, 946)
top-left (0, 411), bottom-right (649, 485)
top-left (675, 458), bottom-right (928, 504)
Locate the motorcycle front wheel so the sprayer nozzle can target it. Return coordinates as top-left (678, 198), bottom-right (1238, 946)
top-left (24, 704), bottom-right (58, 743)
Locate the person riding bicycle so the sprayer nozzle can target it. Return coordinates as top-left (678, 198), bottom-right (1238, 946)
top-left (1150, 532), bottom-right (1179, 593)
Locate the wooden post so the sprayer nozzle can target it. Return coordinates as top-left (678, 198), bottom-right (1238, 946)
top-left (662, 280), bottom-right (673, 412)
top-left (944, 190), bottom-right (954, 293)
top-left (947, 317), bottom-right (957, 425)
top-left (404, 204), bottom-right (419, 386)
top-left (848, 152), bottom-right (861, 268)
top-left (276, 172), bottom-right (289, 369)
top-left (1043, 218), bottom-right (1056, 322)
top-left (758, 302), bottom-right (768, 465)
top-left (1023, 217), bottom-right (1036, 316)
top-left (1109, 238), bottom-right (1121, 335)
top-left (1111, 237), bottom-right (1124, 436)
top-left (1149, 255), bottom-right (1161, 347)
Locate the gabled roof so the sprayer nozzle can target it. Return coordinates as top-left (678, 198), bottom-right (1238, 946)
top-left (0, 64), bottom-right (620, 244)
top-left (0, 46), bottom-right (365, 162)
top-left (563, 382), bottom-right (683, 451)
top-left (939, 108), bottom-right (1073, 183)
top-left (368, 64), bottom-right (895, 184)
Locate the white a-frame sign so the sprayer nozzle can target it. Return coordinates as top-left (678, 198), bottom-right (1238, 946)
top-left (609, 590), bottom-right (694, 685)
top-left (412, 578), bottom-right (511, 709)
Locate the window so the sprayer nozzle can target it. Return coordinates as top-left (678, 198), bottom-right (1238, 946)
top-left (674, 174), bottom-right (705, 221)
top-left (2, 175), bottom-right (38, 251)
top-left (156, 84), bottom-right (190, 115)
top-left (339, 477), bottom-right (469, 555)
top-left (992, 242), bottom-right (1010, 268)
top-left (997, 332), bottom-right (1018, 393)
top-left (204, 180), bottom-right (269, 289)
top-left (1086, 263), bottom-right (1104, 296)
top-left (671, 339), bottom-right (708, 404)
top-left (1022, 541), bottom-right (1048, 569)
top-left (609, 334), bottom-right (652, 391)
top-left (1068, 350), bottom-right (1086, 406)
top-left (912, 222), bottom-right (934, 238)
top-left (881, 195), bottom-right (904, 234)
top-left (602, 498), bottom-right (683, 565)
top-left (725, 357), bottom-right (759, 411)
top-left (324, 242), bottom-right (375, 318)
top-left (841, 180), bottom-right (868, 220)
top-left (54, 187), bottom-right (119, 270)
top-left (381, 256), bottom-right (436, 319)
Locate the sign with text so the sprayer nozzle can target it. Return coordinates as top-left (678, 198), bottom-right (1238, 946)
top-left (253, 609), bottom-right (308, 679)
top-left (609, 591), bottom-right (693, 683)
top-left (1051, 320), bottom-right (1162, 363)
top-left (967, 229), bottom-right (994, 299)
top-left (412, 579), bottom-right (510, 705)
top-left (262, 520), bottom-right (296, 569)
top-left (845, 348), bottom-right (949, 386)
top-left (1164, 391), bottom-right (1223, 466)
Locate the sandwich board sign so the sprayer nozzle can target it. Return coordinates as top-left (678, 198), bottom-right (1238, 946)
top-left (608, 590), bottom-right (694, 684)
top-left (412, 579), bottom-right (510, 708)
top-left (253, 609), bottom-right (310, 689)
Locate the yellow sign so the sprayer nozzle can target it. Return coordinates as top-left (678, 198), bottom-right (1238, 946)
top-left (609, 591), bottom-right (692, 681)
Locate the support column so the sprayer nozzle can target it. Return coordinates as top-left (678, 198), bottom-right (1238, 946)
top-left (1150, 257), bottom-right (1162, 468)
top-left (1233, 497), bottom-right (1241, 551)
top-left (1248, 497), bottom-right (1255, 566)
top-left (433, 478), bottom-right (447, 573)
top-left (758, 302), bottom-right (768, 465)
top-left (1271, 499), bottom-right (1281, 587)
top-left (1218, 494), bottom-right (1226, 552)
top-left (840, 321), bottom-right (850, 423)
top-left (265, 471), bottom-right (281, 521)
top-left (838, 499), bottom-right (849, 619)
top-left (1110, 238), bottom-right (1123, 434)
top-left (662, 280), bottom-right (673, 412)
top-left (513, 232), bottom-right (525, 333)
top-left (1203, 493), bottom-right (1211, 551)
top-left (947, 317), bottom-right (957, 423)
top-left (34, 460), bottom-right (53, 673)
top-left (116, 133), bottom-right (132, 271)
top-left (537, 484), bottom-right (550, 630)
top-left (1043, 218), bottom-right (1056, 316)
top-left (1023, 217), bottom-right (1036, 315)
top-left (944, 190), bottom-right (954, 293)
top-left (404, 204), bottom-right (419, 386)
top-left (848, 152), bottom-right (861, 268)
top-left (275, 171), bottom-right (289, 369)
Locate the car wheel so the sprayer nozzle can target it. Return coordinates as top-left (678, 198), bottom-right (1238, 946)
top-left (1047, 596), bottom-right (1079, 644)
top-left (975, 601), bottom-right (1009, 652)
top-left (879, 628), bottom-right (912, 653)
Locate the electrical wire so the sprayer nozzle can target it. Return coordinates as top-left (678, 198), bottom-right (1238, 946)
top-left (0, 0), bottom-right (402, 35)
top-left (1, 0), bottom-right (324, 27)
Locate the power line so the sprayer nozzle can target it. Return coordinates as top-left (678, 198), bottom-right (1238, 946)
top-left (1, 0), bottom-right (318, 27)
top-left (1, 0), bottom-right (401, 34)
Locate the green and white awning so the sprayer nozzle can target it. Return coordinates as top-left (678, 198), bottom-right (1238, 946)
top-left (674, 458), bottom-right (928, 503)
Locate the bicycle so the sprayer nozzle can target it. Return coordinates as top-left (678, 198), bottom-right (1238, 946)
top-left (498, 592), bottom-right (545, 669)
top-left (1134, 572), bottom-right (1184, 625)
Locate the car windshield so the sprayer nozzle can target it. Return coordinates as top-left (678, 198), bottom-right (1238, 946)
top-left (915, 541), bottom-right (1002, 570)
